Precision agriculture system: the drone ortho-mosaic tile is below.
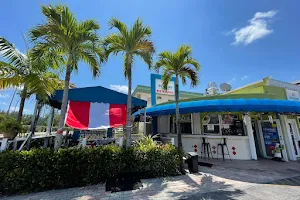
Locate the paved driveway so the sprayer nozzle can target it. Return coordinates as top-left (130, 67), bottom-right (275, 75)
top-left (2, 159), bottom-right (300, 200)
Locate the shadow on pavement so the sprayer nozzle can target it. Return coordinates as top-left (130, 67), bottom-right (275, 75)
top-left (199, 159), bottom-right (300, 185)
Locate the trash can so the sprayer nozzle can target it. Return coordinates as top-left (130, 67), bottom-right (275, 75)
top-left (187, 152), bottom-right (199, 173)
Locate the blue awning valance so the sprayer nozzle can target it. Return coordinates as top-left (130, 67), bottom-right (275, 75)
top-left (134, 99), bottom-right (300, 116)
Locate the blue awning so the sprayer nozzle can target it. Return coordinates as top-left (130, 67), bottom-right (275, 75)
top-left (49, 86), bottom-right (147, 109)
top-left (134, 99), bottom-right (300, 116)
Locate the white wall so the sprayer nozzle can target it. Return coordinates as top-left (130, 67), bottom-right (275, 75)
top-left (170, 135), bottom-right (252, 160)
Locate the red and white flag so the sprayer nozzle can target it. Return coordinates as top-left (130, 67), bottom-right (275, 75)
top-left (65, 101), bottom-right (127, 130)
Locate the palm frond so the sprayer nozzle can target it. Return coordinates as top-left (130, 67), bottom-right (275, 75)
top-left (135, 50), bottom-right (153, 69)
top-left (183, 57), bottom-right (201, 71)
top-left (180, 66), bottom-right (199, 87)
top-left (78, 20), bottom-right (99, 31)
top-left (108, 18), bottom-right (128, 36)
top-left (177, 45), bottom-right (192, 60)
top-left (79, 50), bottom-right (100, 78)
top-left (155, 45), bottom-right (200, 88)
top-left (0, 37), bottom-right (26, 67)
top-left (161, 70), bottom-right (173, 90)
top-left (0, 73), bottom-right (23, 89)
top-left (130, 18), bottom-right (152, 43)
top-left (135, 39), bottom-right (155, 53)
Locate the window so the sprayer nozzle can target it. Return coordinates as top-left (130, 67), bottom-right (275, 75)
top-left (221, 114), bottom-right (245, 136)
top-left (202, 114), bottom-right (220, 134)
top-left (170, 114), bottom-right (192, 134)
top-left (202, 113), bottom-right (245, 136)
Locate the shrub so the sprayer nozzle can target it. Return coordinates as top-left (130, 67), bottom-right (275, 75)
top-left (0, 145), bottom-right (182, 195)
top-left (0, 117), bottom-right (22, 139)
top-left (136, 136), bottom-right (157, 150)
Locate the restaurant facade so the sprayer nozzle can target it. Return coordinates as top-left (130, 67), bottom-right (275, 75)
top-left (135, 76), bottom-right (300, 161)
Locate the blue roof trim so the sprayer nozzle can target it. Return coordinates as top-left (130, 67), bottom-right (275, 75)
top-left (49, 86), bottom-right (147, 108)
top-left (133, 99), bottom-right (300, 116)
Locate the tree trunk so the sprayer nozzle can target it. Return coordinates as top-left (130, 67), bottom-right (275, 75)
top-left (175, 75), bottom-right (182, 149)
top-left (26, 100), bottom-right (42, 149)
top-left (175, 75), bottom-right (184, 174)
top-left (17, 84), bottom-right (28, 122)
top-left (125, 54), bottom-right (133, 147)
top-left (54, 64), bottom-right (71, 150)
top-left (6, 89), bottom-right (17, 118)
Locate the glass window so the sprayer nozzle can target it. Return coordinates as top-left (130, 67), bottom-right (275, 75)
top-left (221, 114), bottom-right (245, 136)
top-left (202, 114), bottom-right (220, 134)
top-left (202, 114), bottom-right (245, 136)
top-left (170, 114), bottom-right (192, 134)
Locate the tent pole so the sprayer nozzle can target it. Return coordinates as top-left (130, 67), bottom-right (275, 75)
top-left (143, 107), bottom-right (147, 135)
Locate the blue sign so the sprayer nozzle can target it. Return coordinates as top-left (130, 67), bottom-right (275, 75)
top-left (262, 122), bottom-right (280, 157)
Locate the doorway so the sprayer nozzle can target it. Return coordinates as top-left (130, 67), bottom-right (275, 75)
top-left (286, 119), bottom-right (300, 159)
top-left (257, 120), bottom-right (284, 159)
top-left (252, 121), bottom-right (263, 157)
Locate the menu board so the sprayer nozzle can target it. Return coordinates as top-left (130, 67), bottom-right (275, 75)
top-left (261, 122), bottom-right (280, 157)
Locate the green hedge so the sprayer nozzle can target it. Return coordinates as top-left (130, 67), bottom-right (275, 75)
top-left (0, 145), bottom-right (182, 195)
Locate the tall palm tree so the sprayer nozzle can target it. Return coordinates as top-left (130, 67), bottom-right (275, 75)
top-left (30, 5), bottom-right (105, 150)
top-left (154, 45), bottom-right (200, 150)
top-left (103, 18), bottom-right (155, 147)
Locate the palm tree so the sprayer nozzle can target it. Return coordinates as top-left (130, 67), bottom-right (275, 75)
top-left (0, 37), bottom-right (29, 122)
top-left (103, 18), bottom-right (155, 147)
top-left (0, 38), bottom-right (67, 139)
top-left (29, 5), bottom-right (105, 150)
top-left (154, 45), bottom-right (200, 150)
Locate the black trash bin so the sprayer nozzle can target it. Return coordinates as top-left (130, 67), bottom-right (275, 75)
top-left (186, 152), bottom-right (199, 173)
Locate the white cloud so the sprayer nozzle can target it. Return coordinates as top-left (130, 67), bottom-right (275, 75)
top-left (241, 76), bottom-right (248, 80)
top-left (0, 94), bottom-right (9, 98)
top-left (228, 10), bottom-right (277, 45)
top-left (10, 106), bottom-right (31, 113)
top-left (0, 101), bottom-right (8, 105)
top-left (109, 85), bottom-right (128, 94)
top-left (228, 77), bottom-right (236, 84)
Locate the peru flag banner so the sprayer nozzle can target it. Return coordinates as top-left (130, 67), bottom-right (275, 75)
top-left (65, 101), bottom-right (127, 130)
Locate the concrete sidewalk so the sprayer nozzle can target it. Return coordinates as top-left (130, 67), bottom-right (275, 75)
top-left (2, 173), bottom-right (300, 200)
top-left (2, 159), bottom-right (300, 200)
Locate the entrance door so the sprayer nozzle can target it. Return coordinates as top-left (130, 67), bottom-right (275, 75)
top-left (258, 120), bottom-right (283, 158)
top-left (252, 121), bottom-right (263, 157)
top-left (286, 119), bottom-right (300, 158)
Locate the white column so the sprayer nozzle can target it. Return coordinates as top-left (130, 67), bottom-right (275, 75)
top-left (244, 115), bottom-right (258, 160)
top-left (143, 108), bottom-right (146, 135)
top-left (46, 107), bottom-right (55, 135)
top-left (279, 115), bottom-right (294, 161)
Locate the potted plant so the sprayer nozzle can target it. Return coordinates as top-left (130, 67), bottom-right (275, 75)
top-left (0, 117), bottom-right (22, 139)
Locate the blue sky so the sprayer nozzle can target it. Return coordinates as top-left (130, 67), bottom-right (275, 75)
top-left (0, 0), bottom-right (300, 113)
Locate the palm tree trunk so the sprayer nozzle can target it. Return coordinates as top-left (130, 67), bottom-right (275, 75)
top-left (54, 64), bottom-right (71, 150)
top-left (26, 100), bottom-right (42, 149)
top-left (17, 84), bottom-right (28, 122)
top-left (175, 75), bottom-right (182, 149)
top-left (6, 89), bottom-right (17, 118)
top-left (125, 54), bottom-right (133, 147)
top-left (175, 75), bottom-right (184, 174)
